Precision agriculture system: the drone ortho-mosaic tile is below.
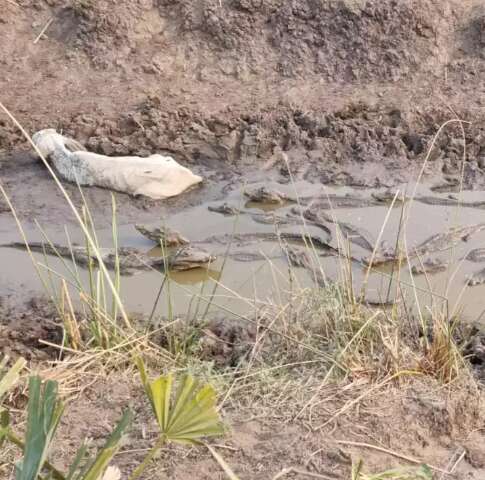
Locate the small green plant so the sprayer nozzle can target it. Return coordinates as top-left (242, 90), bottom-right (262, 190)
top-left (352, 459), bottom-right (433, 480)
top-left (0, 356), bottom-right (237, 480)
top-left (1, 369), bottom-right (132, 480)
top-left (129, 357), bottom-right (226, 479)
top-left (16, 377), bottom-right (64, 480)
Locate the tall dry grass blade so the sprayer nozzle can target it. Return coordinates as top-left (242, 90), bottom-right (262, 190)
top-left (200, 191), bottom-right (246, 323)
top-left (359, 191), bottom-right (399, 302)
top-left (34, 220), bottom-right (84, 292)
top-left (443, 119), bottom-right (467, 297)
top-left (336, 440), bottom-right (450, 475)
top-left (206, 444), bottom-right (240, 480)
top-left (0, 101), bottom-right (131, 330)
top-left (33, 17), bottom-right (53, 44)
top-left (406, 119), bottom-right (468, 212)
top-left (60, 279), bottom-right (82, 350)
top-left (108, 194), bottom-right (121, 321)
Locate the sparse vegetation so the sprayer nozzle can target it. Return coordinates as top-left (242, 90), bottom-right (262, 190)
top-left (351, 460), bottom-right (433, 480)
top-left (2, 1), bottom-right (485, 476)
top-left (0, 108), bottom-right (482, 478)
top-left (0, 357), bottom-right (230, 480)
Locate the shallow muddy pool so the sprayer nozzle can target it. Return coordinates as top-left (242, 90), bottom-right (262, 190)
top-left (2, 180), bottom-right (485, 324)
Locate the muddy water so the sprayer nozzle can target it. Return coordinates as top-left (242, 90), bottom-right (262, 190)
top-left (2, 181), bottom-right (485, 323)
top-left (326, 189), bottom-right (485, 319)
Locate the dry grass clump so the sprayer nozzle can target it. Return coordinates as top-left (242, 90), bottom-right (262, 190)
top-left (243, 279), bottom-right (468, 386)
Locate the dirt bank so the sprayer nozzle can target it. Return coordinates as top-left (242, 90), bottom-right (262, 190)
top-left (3, 0), bottom-right (485, 193)
top-left (0, 296), bottom-right (62, 361)
top-left (3, 367), bottom-right (485, 479)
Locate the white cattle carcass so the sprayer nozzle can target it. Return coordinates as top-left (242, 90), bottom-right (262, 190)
top-left (32, 129), bottom-right (202, 200)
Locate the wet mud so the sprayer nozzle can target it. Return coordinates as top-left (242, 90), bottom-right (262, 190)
top-left (3, 0), bottom-right (485, 193)
top-left (3, 180), bottom-right (485, 326)
top-left (2, 0), bottom-right (485, 352)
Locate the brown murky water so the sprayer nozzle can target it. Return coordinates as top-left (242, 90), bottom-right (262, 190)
top-left (2, 180), bottom-right (485, 323)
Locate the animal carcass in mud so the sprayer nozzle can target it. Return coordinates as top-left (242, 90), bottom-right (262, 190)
top-left (4, 242), bottom-right (215, 275)
top-left (32, 129), bottom-right (202, 199)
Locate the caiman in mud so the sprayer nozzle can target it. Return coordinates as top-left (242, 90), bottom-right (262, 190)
top-left (208, 203), bottom-right (241, 216)
top-left (4, 242), bottom-right (215, 274)
top-left (135, 224), bottom-right (189, 246)
top-left (415, 196), bottom-right (485, 209)
top-left (466, 250), bottom-right (485, 286)
top-left (283, 245), bottom-right (326, 287)
top-left (364, 224), bottom-right (485, 266)
top-left (199, 231), bottom-right (335, 253)
top-left (244, 186), bottom-right (294, 204)
top-left (468, 269), bottom-right (485, 287)
top-left (209, 203), bottom-right (295, 227)
top-left (411, 258), bottom-right (448, 276)
top-left (211, 193), bottom-right (382, 217)
top-left (300, 206), bottom-right (375, 252)
top-left (465, 248), bottom-right (485, 263)
top-left (413, 224), bottom-right (485, 256)
top-left (371, 190), bottom-right (408, 204)
top-left (291, 195), bottom-right (381, 209)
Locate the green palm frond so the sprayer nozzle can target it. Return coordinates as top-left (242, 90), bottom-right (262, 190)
top-left (136, 357), bottom-right (224, 444)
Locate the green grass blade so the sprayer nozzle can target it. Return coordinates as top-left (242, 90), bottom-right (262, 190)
top-left (0, 357), bottom-right (26, 402)
top-left (16, 377), bottom-right (64, 480)
top-left (0, 410), bottom-right (10, 448)
top-left (161, 374), bottom-right (172, 431)
top-left (65, 442), bottom-right (88, 480)
top-left (136, 358), bottom-right (224, 444)
top-left (135, 357), bottom-right (157, 413)
top-left (170, 422), bottom-right (225, 442)
top-left (136, 358), bottom-right (172, 429)
top-left (81, 409), bottom-right (132, 480)
top-left (352, 459), bottom-right (364, 480)
top-left (110, 194), bottom-right (120, 323)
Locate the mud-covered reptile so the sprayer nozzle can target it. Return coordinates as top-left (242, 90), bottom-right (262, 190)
top-left (134, 224), bottom-right (189, 246)
top-left (208, 200), bottom-right (485, 270)
top-left (4, 242), bottom-right (215, 275)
